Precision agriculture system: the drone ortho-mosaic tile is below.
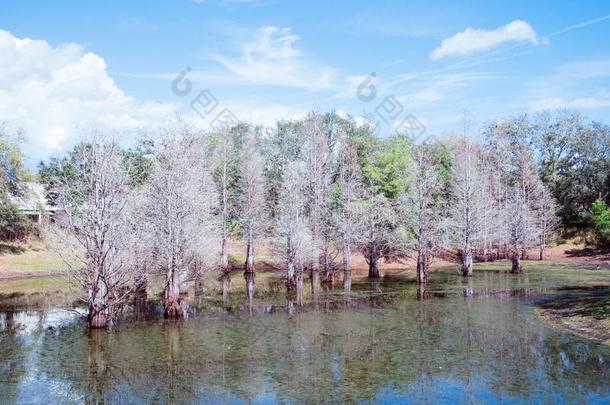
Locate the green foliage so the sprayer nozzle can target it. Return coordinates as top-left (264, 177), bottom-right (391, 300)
top-left (122, 140), bottom-right (154, 187)
top-left (531, 111), bottom-right (610, 230)
top-left (361, 135), bottom-right (411, 201)
top-left (0, 133), bottom-right (31, 196)
top-left (0, 194), bottom-right (31, 240)
top-left (0, 132), bottom-right (32, 240)
top-left (38, 155), bottom-right (79, 206)
top-left (590, 199), bottom-right (610, 246)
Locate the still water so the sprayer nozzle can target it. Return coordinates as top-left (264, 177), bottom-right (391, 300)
top-left (1, 268), bottom-right (610, 404)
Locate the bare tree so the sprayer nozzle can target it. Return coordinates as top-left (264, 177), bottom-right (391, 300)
top-left (52, 140), bottom-right (132, 328)
top-left (333, 135), bottom-right (365, 289)
top-left (536, 187), bottom-right (559, 260)
top-left (359, 193), bottom-right (402, 278)
top-left (301, 114), bottom-right (333, 290)
top-left (272, 161), bottom-right (312, 300)
top-left (484, 117), bottom-right (548, 272)
top-left (400, 147), bottom-right (442, 284)
top-left (236, 130), bottom-right (267, 275)
top-left (450, 139), bottom-right (489, 276)
top-left (142, 129), bottom-right (218, 318)
top-left (212, 127), bottom-right (236, 273)
top-left (504, 186), bottom-right (537, 272)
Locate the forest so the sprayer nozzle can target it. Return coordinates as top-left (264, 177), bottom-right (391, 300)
top-left (2, 109), bottom-right (609, 329)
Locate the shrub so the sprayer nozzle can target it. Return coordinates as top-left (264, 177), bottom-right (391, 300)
top-left (590, 199), bottom-right (610, 247)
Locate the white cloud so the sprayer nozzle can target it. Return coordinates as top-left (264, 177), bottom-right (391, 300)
top-left (0, 29), bottom-right (175, 161)
top-left (430, 20), bottom-right (541, 60)
top-left (211, 26), bottom-right (339, 90)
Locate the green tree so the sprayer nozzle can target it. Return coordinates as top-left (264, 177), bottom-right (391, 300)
top-left (0, 131), bottom-right (31, 240)
top-left (361, 135), bottom-right (411, 201)
top-left (531, 111), bottom-right (610, 231)
top-left (590, 199), bottom-right (610, 247)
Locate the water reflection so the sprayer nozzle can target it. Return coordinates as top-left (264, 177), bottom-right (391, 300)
top-left (1, 272), bottom-right (610, 404)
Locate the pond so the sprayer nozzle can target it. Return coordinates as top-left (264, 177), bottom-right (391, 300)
top-left (1, 266), bottom-right (610, 404)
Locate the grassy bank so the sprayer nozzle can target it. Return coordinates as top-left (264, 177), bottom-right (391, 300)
top-left (2, 241), bottom-right (610, 345)
top-left (0, 241), bottom-right (70, 278)
top-left (536, 289), bottom-right (610, 345)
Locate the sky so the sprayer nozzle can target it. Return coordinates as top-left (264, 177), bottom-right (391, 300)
top-left (2, 0), bottom-right (610, 165)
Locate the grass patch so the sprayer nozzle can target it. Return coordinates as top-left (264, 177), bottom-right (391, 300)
top-left (0, 241), bottom-right (74, 275)
top-left (537, 289), bottom-right (610, 345)
top-left (0, 276), bottom-right (76, 310)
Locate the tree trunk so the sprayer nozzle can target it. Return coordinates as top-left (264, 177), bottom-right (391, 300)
top-left (88, 272), bottom-right (109, 328)
top-left (194, 273), bottom-right (204, 297)
top-left (417, 284), bottom-right (427, 300)
top-left (295, 270), bottom-right (304, 305)
top-left (221, 237), bottom-right (229, 272)
top-left (311, 232), bottom-right (321, 293)
top-left (245, 230), bottom-right (255, 274)
top-left (343, 270), bottom-right (352, 291)
top-left (462, 249), bottom-right (473, 277)
top-left (511, 252), bottom-right (522, 274)
top-left (134, 274), bottom-right (147, 313)
top-left (342, 243), bottom-right (351, 290)
top-left (286, 258), bottom-right (297, 291)
top-left (310, 268), bottom-right (321, 293)
top-left (221, 154), bottom-right (229, 272)
top-left (416, 252), bottom-right (429, 284)
top-left (368, 254), bottom-right (380, 278)
top-left (164, 268), bottom-right (188, 319)
top-left (539, 244), bottom-right (545, 261)
top-left (322, 249), bottom-right (333, 285)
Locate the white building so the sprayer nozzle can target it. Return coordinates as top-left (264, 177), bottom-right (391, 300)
top-left (10, 182), bottom-right (56, 224)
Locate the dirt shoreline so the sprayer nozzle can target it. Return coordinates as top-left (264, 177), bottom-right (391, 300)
top-left (1, 243), bottom-right (609, 344)
top-left (0, 271), bottom-right (65, 282)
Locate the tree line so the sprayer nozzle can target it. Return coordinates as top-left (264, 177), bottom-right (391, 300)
top-left (1, 110), bottom-right (609, 328)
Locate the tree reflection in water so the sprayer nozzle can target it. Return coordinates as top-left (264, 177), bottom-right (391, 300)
top-left (2, 271), bottom-right (610, 404)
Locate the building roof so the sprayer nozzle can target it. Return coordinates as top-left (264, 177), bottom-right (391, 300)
top-left (10, 182), bottom-right (54, 213)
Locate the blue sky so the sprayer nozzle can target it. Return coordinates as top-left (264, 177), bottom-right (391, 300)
top-left (2, 0), bottom-right (610, 163)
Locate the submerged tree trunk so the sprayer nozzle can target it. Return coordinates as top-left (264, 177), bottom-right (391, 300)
top-left (511, 251), bottom-right (522, 273)
top-left (295, 270), bottom-right (304, 305)
top-left (194, 273), bottom-right (204, 297)
top-left (311, 233), bottom-right (321, 293)
top-left (134, 274), bottom-right (147, 313)
top-left (368, 253), bottom-right (380, 279)
top-left (245, 230), bottom-right (255, 274)
top-left (164, 268), bottom-right (188, 319)
top-left (416, 252), bottom-right (429, 284)
top-left (342, 243), bottom-right (352, 291)
top-left (416, 284), bottom-right (428, 300)
top-left (343, 270), bottom-right (352, 291)
top-left (310, 269), bottom-right (321, 293)
top-left (461, 248), bottom-right (473, 277)
top-left (221, 237), bottom-right (229, 272)
top-left (88, 274), bottom-right (109, 329)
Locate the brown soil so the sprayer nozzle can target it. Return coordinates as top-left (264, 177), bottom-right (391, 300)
top-left (1, 241), bottom-right (608, 282)
top-left (527, 244), bottom-right (610, 269)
